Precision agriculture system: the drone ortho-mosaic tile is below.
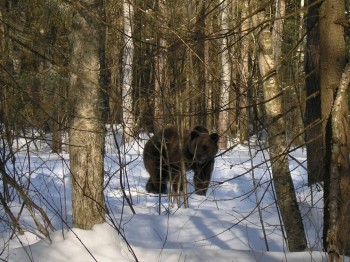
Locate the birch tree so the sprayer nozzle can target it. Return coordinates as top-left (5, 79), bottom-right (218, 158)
top-left (251, 3), bottom-right (307, 251)
top-left (204, 3), bottom-right (214, 131)
top-left (325, 65), bottom-right (350, 261)
top-left (319, 0), bottom-right (350, 258)
top-left (69, 0), bottom-right (106, 229)
top-left (217, 0), bottom-right (231, 148)
top-left (122, 0), bottom-right (135, 142)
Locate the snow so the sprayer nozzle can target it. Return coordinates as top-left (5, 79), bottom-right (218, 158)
top-left (0, 132), bottom-right (346, 261)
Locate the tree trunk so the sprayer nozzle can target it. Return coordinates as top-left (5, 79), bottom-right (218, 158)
top-left (155, 15), bottom-right (167, 132)
top-left (228, 0), bottom-right (238, 138)
top-left (325, 65), bottom-right (350, 261)
top-left (204, 7), bottom-right (214, 131)
top-left (217, 0), bottom-right (231, 148)
top-left (252, 5), bottom-right (307, 251)
top-left (238, 0), bottom-right (250, 143)
top-left (122, 0), bottom-right (135, 142)
top-left (319, 0), bottom-right (349, 258)
top-left (272, 0), bottom-right (285, 66)
top-left (69, 0), bottom-right (106, 230)
top-left (304, 0), bottom-right (323, 185)
top-left (52, 110), bottom-right (62, 153)
top-left (105, 0), bottom-right (123, 125)
top-left (191, 2), bottom-right (207, 127)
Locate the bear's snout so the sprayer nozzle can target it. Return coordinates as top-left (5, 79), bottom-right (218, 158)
top-left (194, 152), bottom-right (213, 164)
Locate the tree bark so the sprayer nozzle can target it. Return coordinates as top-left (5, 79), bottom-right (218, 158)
top-left (191, 1), bottom-right (207, 127)
top-left (319, 0), bottom-right (349, 257)
top-left (204, 5), bottom-right (214, 131)
top-left (238, 0), bottom-right (250, 143)
top-left (122, 0), bottom-right (135, 142)
top-left (272, 0), bottom-right (285, 66)
top-left (153, 36), bottom-right (167, 133)
top-left (69, 0), bottom-right (106, 230)
top-left (325, 65), bottom-right (350, 261)
top-left (217, 0), bottom-right (231, 148)
top-left (252, 5), bottom-right (307, 251)
top-left (304, 0), bottom-right (322, 185)
top-left (228, 0), bottom-right (238, 138)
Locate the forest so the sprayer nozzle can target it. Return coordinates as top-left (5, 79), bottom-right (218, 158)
top-left (1, 0), bottom-right (350, 261)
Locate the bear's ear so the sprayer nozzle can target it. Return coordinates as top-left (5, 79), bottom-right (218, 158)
top-left (210, 133), bottom-right (219, 144)
top-left (190, 130), bottom-right (200, 140)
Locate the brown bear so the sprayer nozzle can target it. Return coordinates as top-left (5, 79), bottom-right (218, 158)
top-left (143, 125), bottom-right (219, 195)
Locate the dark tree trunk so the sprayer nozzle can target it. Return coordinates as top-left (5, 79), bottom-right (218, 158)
top-left (318, 0), bottom-right (350, 259)
top-left (304, 0), bottom-right (322, 185)
top-left (324, 65), bottom-right (350, 260)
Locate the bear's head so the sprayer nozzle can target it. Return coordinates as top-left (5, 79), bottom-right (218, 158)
top-left (186, 128), bottom-right (219, 164)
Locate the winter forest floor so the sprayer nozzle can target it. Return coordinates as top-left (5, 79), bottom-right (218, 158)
top-left (0, 131), bottom-right (347, 261)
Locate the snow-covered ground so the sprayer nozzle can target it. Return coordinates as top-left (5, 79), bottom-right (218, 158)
top-left (0, 132), bottom-right (344, 261)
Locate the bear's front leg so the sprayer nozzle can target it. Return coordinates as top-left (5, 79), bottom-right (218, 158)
top-left (193, 175), bottom-right (208, 195)
top-left (145, 161), bottom-right (169, 194)
top-left (193, 161), bottom-right (214, 195)
top-left (146, 177), bottom-right (167, 194)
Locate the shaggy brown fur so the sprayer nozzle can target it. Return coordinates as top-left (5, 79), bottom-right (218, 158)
top-left (143, 126), bottom-right (219, 195)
